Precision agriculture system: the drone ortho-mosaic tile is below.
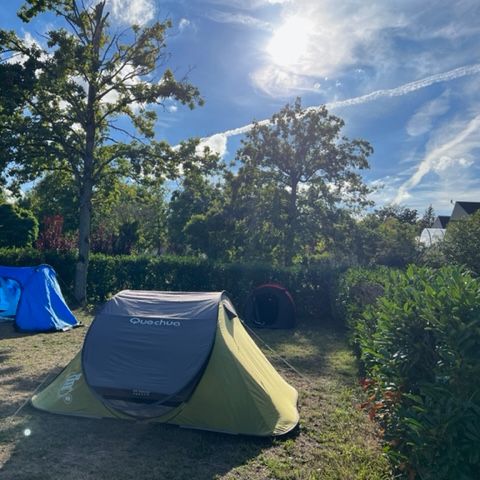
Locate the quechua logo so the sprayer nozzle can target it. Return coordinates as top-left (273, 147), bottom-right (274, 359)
top-left (129, 317), bottom-right (181, 327)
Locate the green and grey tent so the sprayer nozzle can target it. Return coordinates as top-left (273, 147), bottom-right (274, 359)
top-left (32, 290), bottom-right (299, 436)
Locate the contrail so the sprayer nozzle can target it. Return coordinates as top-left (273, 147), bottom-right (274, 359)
top-left (394, 114), bottom-right (480, 204)
top-left (206, 64), bottom-right (480, 141)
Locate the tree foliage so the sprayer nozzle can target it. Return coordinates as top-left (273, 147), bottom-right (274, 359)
top-left (374, 204), bottom-right (419, 225)
top-left (443, 210), bottom-right (480, 274)
top-left (0, 202), bottom-right (38, 247)
top-left (167, 169), bottom-right (223, 256)
top-left (20, 171), bottom-right (79, 232)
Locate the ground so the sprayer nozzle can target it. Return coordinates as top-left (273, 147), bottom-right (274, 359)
top-left (0, 313), bottom-right (392, 480)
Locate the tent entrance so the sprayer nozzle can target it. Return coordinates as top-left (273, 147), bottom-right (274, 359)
top-left (0, 277), bottom-right (21, 320)
top-left (254, 292), bottom-right (279, 326)
top-left (244, 284), bottom-right (296, 329)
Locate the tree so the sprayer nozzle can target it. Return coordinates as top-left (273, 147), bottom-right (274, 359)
top-left (0, 0), bottom-right (207, 304)
top-left (0, 202), bottom-right (38, 247)
top-left (443, 211), bottom-right (480, 275)
top-left (374, 204), bottom-right (436, 234)
top-left (353, 212), bottom-right (419, 267)
top-left (374, 205), bottom-right (419, 225)
top-left (20, 171), bottom-right (79, 232)
top-left (91, 180), bottom-right (169, 254)
top-left (167, 169), bottom-right (222, 255)
top-left (236, 98), bottom-right (372, 265)
top-left (417, 204), bottom-right (435, 232)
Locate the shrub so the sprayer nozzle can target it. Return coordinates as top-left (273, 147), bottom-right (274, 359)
top-left (0, 248), bottom-right (339, 321)
top-left (344, 265), bottom-right (480, 479)
top-left (332, 266), bottom-right (391, 344)
top-left (36, 215), bottom-right (77, 251)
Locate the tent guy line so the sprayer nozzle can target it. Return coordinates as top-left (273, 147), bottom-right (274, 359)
top-left (242, 321), bottom-right (313, 385)
top-left (8, 369), bottom-right (58, 421)
top-left (199, 63), bottom-right (480, 143)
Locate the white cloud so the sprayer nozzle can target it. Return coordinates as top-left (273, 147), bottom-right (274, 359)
top-left (372, 169), bottom-right (480, 214)
top-left (196, 134), bottom-right (228, 158)
top-left (179, 18), bottom-right (191, 31)
top-left (251, 0), bottom-right (407, 94)
top-left (433, 155), bottom-right (473, 173)
top-left (22, 32), bottom-right (39, 49)
top-left (251, 65), bottom-right (313, 97)
top-left (107, 0), bottom-right (155, 25)
top-left (205, 10), bottom-right (272, 30)
top-left (406, 92), bottom-right (450, 137)
top-left (4, 32), bottom-right (46, 65)
top-left (206, 0), bottom-right (290, 8)
top-left (71, 122), bottom-right (85, 133)
top-left (394, 113), bottom-right (480, 203)
top-left (168, 105), bottom-right (178, 113)
top-left (70, 62), bottom-right (146, 110)
top-left (250, 0), bottom-right (480, 96)
top-left (102, 88), bottom-right (121, 105)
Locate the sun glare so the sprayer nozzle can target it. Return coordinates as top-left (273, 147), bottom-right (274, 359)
top-left (266, 17), bottom-right (312, 67)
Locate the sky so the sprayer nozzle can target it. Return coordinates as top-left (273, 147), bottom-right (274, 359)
top-left (1, 0), bottom-right (480, 215)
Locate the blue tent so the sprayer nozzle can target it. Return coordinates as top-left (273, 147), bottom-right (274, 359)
top-left (0, 265), bottom-right (78, 332)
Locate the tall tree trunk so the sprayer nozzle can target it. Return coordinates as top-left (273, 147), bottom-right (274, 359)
top-left (284, 180), bottom-right (298, 266)
top-left (74, 180), bottom-right (93, 304)
top-left (73, 1), bottom-right (104, 305)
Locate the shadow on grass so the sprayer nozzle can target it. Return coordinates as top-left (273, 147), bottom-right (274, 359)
top-left (248, 322), bottom-right (355, 381)
top-left (0, 323), bottom-right (26, 340)
top-left (0, 364), bottom-right (60, 419)
top-left (1, 402), bottom-right (272, 480)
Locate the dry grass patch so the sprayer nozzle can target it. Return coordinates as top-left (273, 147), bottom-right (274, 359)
top-left (1, 314), bottom-right (392, 479)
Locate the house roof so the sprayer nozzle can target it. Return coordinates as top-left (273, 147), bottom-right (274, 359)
top-left (456, 202), bottom-right (480, 215)
top-left (451, 201), bottom-right (480, 220)
top-left (433, 215), bottom-right (450, 228)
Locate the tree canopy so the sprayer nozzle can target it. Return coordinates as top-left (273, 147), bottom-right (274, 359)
top-left (233, 98), bottom-right (373, 265)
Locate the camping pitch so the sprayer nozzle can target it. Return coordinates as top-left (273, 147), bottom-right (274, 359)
top-left (32, 290), bottom-right (299, 436)
top-left (0, 264), bottom-right (78, 332)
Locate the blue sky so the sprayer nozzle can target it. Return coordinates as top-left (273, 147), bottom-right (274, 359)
top-left (2, 0), bottom-right (480, 215)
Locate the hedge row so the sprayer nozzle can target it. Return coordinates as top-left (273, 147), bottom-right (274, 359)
top-left (0, 248), bottom-right (339, 320)
top-left (336, 265), bottom-right (480, 479)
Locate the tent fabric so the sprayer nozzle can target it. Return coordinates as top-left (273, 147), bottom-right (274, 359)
top-left (244, 284), bottom-right (296, 329)
top-left (0, 277), bottom-right (21, 319)
top-left (0, 265), bottom-right (78, 332)
top-left (82, 290), bottom-right (219, 418)
top-left (32, 291), bottom-right (299, 436)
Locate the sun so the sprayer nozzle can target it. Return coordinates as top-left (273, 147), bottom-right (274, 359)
top-left (266, 17), bottom-right (312, 67)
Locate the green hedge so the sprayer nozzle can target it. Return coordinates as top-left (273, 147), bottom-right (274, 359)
top-left (337, 265), bottom-right (480, 479)
top-left (332, 266), bottom-right (392, 333)
top-left (0, 248), bottom-right (338, 321)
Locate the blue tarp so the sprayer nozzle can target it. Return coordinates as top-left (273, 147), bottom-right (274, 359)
top-left (0, 265), bottom-right (78, 332)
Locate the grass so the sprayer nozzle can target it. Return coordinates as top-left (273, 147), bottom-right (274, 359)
top-left (0, 313), bottom-right (392, 480)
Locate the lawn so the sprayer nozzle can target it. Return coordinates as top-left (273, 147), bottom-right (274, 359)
top-left (0, 313), bottom-right (392, 480)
